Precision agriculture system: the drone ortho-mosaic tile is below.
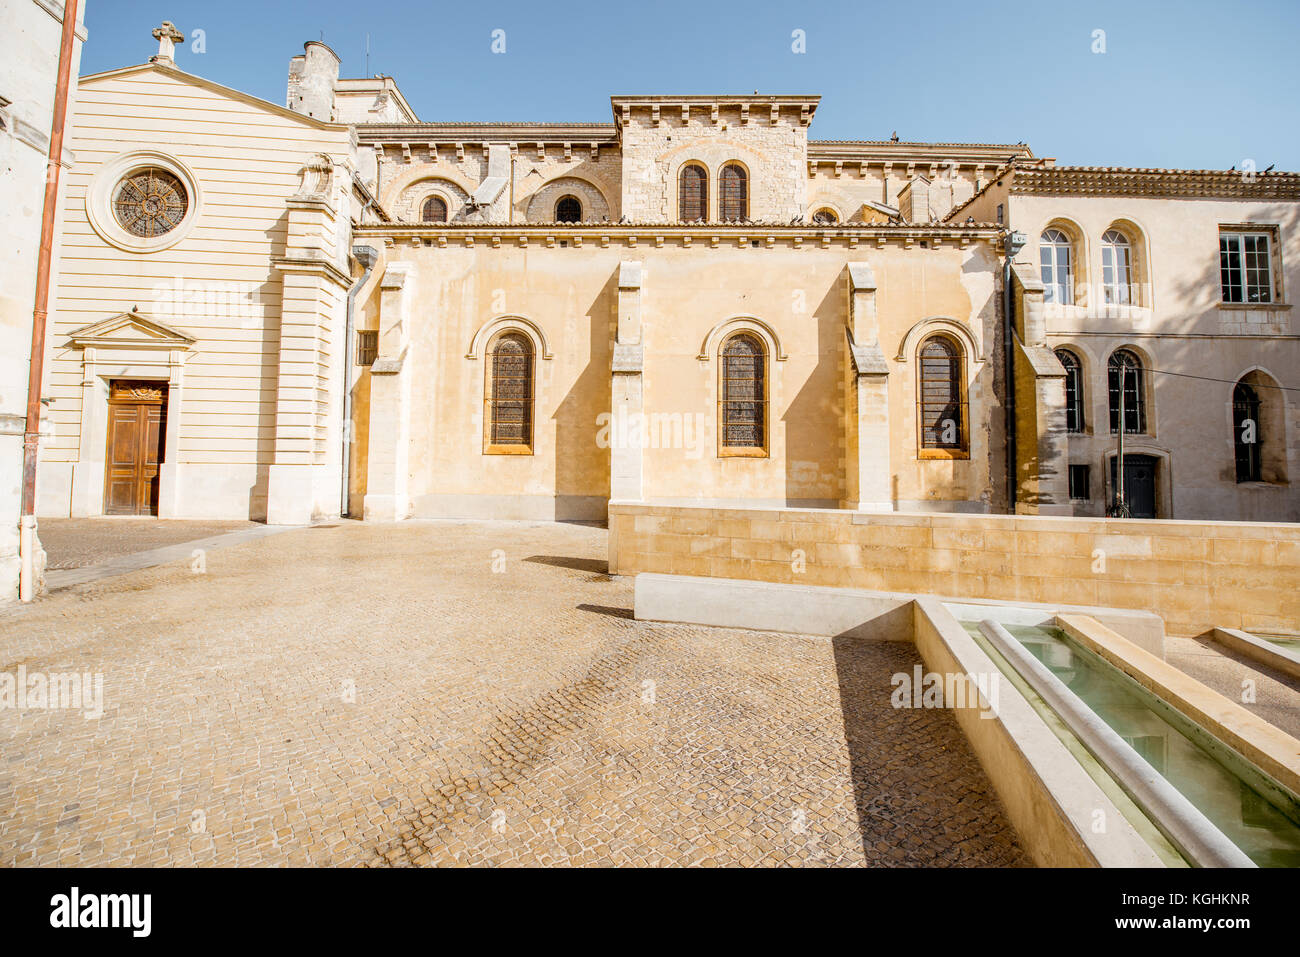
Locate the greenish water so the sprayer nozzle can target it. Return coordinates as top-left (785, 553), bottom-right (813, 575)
top-left (994, 622), bottom-right (1300, 868)
top-left (1264, 636), bottom-right (1300, 653)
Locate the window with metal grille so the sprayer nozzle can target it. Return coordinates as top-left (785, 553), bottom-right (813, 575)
top-left (1220, 230), bottom-right (1274, 303)
top-left (555, 195), bottom-right (582, 223)
top-left (812, 208), bottom-right (838, 225)
top-left (719, 164), bottom-right (748, 222)
top-left (1101, 228), bottom-right (1134, 305)
top-left (719, 333), bottom-right (765, 452)
top-left (679, 164), bottom-right (707, 222)
top-left (1233, 381), bottom-right (1262, 482)
top-left (113, 167), bottom-right (188, 237)
top-left (1040, 227), bottom-right (1074, 304)
top-left (1068, 464), bottom-right (1091, 500)
top-left (917, 335), bottom-right (966, 451)
top-left (1107, 349), bottom-right (1146, 434)
top-left (356, 330), bottom-right (378, 366)
top-left (421, 196), bottom-right (447, 223)
top-left (488, 333), bottom-right (534, 450)
top-left (1055, 348), bottom-right (1085, 433)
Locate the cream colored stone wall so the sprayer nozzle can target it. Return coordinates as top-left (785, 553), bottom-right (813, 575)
top-left (368, 240), bottom-right (616, 520)
top-left (1, 0), bottom-right (85, 600)
top-left (1014, 191), bottom-right (1300, 521)
top-left (609, 502), bottom-right (1300, 637)
top-left (376, 143), bottom-right (623, 224)
top-left (346, 251), bottom-right (385, 516)
top-left (618, 104), bottom-right (808, 223)
top-left (360, 227), bottom-right (1004, 519)
top-left (38, 63), bottom-right (354, 521)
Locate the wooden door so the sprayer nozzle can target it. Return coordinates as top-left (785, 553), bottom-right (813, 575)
top-left (1111, 454), bottom-right (1158, 519)
top-left (104, 381), bottom-right (167, 515)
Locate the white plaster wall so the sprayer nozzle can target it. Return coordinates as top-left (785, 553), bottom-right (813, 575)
top-left (0, 0), bottom-right (84, 599)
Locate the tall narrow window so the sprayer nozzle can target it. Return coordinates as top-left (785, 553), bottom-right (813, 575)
top-left (421, 196), bottom-right (448, 223)
top-left (1108, 349), bottom-right (1146, 435)
top-left (555, 195), bottom-right (582, 223)
top-left (917, 335), bottom-right (967, 452)
top-left (719, 163), bottom-right (748, 222)
top-left (1101, 229), bottom-right (1134, 305)
top-left (356, 330), bottom-right (378, 366)
top-left (719, 333), bottom-right (766, 453)
top-left (679, 164), bottom-right (707, 222)
top-left (1040, 228), bottom-right (1074, 304)
top-left (487, 333), bottom-right (534, 451)
top-left (1220, 230), bottom-right (1274, 303)
top-left (1055, 348), bottom-right (1085, 433)
top-left (1068, 464), bottom-right (1091, 500)
top-left (1234, 381), bottom-right (1262, 483)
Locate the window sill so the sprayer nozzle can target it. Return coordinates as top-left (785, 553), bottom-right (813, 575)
top-left (1219, 302), bottom-right (1291, 311)
top-left (719, 447), bottom-right (768, 458)
top-left (485, 445), bottom-right (534, 456)
top-left (918, 448), bottom-right (970, 460)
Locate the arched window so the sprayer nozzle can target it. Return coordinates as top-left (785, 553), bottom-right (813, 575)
top-left (487, 333), bottom-right (534, 451)
top-left (719, 164), bottom-right (748, 222)
top-left (1233, 381), bottom-right (1262, 483)
top-left (679, 164), bottom-right (707, 222)
top-left (1040, 228), bottom-right (1074, 304)
top-left (555, 195), bottom-right (582, 223)
top-left (812, 208), bottom-right (838, 225)
top-left (1101, 229), bottom-right (1134, 305)
top-left (421, 196), bottom-right (448, 223)
top-left (719, 333), bottom-right (766, 453)
top-left (1055, 349), bottom-right (1085, 433)
top-left (917, 335), bottom-right (967, 452)
top-left (1108, 349), bottom-right (1146, 435)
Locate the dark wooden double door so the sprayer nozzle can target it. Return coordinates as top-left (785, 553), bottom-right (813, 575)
top-left (104, 380), bottom-right (167, 515)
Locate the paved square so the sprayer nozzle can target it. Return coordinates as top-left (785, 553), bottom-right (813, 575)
top-left (1, 521), bottom-right (1028, 866)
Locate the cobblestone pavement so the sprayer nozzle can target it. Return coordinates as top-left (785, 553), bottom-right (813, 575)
top-left (1165, 636), bottom-right (1300, 740)
top-left (39, 518), bottom-right (262, 569)
top-left (0, 520), bottom-right (1029, 867)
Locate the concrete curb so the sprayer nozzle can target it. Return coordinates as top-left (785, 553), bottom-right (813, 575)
top-left (1211, 627), bottom-right (1300, 682)
top-left (43, 524), bottom-right (298, 591)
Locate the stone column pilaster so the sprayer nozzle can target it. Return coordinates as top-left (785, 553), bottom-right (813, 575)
top-left (266, 158), bottom-right (351, 525)
top-left (362, 262), bottom-right (414, 521)
top-left (843, 263), bottom-right (891, 510)
top-left (1010, 261), bottom-right (1070, 514)
top-left (610, 261), bottom-right (644, 503)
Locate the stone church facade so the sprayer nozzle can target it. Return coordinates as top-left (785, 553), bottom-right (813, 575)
top-left (32, 33), bottom-right (1300, 527)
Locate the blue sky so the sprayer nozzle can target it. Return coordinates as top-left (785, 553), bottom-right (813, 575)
top-left (83, 0), bottom-right (1300, 169)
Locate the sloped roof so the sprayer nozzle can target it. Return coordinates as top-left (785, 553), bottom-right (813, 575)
top-left (1007, 165), bottom-right (1300, 200)
top-left (78, 61), bottom-right (351, 133)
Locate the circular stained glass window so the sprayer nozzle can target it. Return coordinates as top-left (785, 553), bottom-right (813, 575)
top-left (112, 168), bottom-right (189, 238)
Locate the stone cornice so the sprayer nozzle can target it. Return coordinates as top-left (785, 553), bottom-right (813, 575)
top-left (808, 140), bottom-right (1033, 169)
top-left (358, 122), bottom-right (618, 145)
top-left (353, 222), bottom-right (1003, 249)
top-left (272, 255), bottom-right (353, 288)
top-left (611, 95), bottom-right (820, 128)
